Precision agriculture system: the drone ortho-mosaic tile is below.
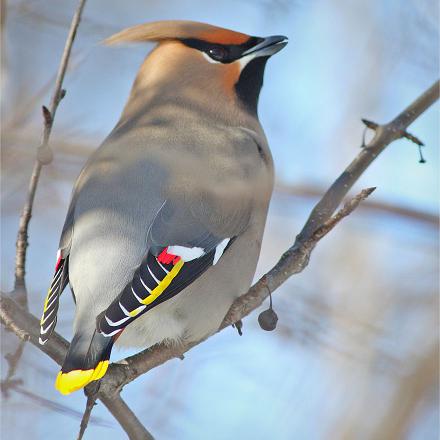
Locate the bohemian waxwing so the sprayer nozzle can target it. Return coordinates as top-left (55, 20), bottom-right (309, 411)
top-left (39, 20), bottom-right (287, 395)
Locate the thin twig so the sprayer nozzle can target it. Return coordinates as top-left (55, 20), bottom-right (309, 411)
top-left (274, 183), bottom-right (439, 227)
top-left (308, 187), bottom-right (376, 240)
top-left (296, 80), bottom-right (439, 242)
top-left (99, 394), bottom-right (155, 440)
top-left (4, 0), bottom-right (87, 401)
top-left (14, 0), bottom-right (87, 291)
top-left (0, 340), bottom-right (25, 396)
top-left (77, 392), bottom-right (99, 440)
top-left (0, 294), bottom-right (68, 365)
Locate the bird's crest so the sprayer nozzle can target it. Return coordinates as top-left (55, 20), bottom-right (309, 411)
top-left (104, 20), bottom-right (250, 46)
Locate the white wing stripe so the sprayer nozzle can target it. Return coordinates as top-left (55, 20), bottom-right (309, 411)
top-left (44, 293), bottom-right (59, 313)
top-left (41, 307), bottom-right (56, 325)
top-left (40, 319), bottom-right (56, 334)
top-left (213, 238), bottom-right (230, 265)
top-left (157, 261), bottom-right (169, 274)
top-left (51, 277), bottom-right (62, 292)
top-left (131, 285), bottom-right (145, 304)
top-left (50, 267), bottom-right (63, 286)
top-left (101, 328), bottom-right (123, 337)
top-left (119, 301), bottom-right (131, 317)
top-left (139, 275), bottom-right (152, 293)
top-left (105, 313), bottom-right (131, 327)
top-left (147, 265), bottom-right (160, 284)
top-left (45, 289), bottom-right (58, 305)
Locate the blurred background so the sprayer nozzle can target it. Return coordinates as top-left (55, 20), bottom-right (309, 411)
top-left (1, 0), bottom-right (439, 439)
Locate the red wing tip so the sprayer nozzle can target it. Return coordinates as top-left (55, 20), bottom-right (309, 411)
top-left (55, 250), bottom-right (62, 271)
top-left (157, 247), bottom-right (181, 265)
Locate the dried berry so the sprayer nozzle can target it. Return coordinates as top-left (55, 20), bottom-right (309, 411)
top-left (258, 308), bottom-right (278, 331)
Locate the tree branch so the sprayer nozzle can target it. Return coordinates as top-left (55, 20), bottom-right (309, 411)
top-left (221, 187), bottom-right (376, 326)
top-left (94, 80), bottom-right (439, 393)
top-left (3, 0), bottom-right (87, 406)
top-left (98, 187), bottom-right (376, 395)
top-left (296, 79), bottom-right (439, 242)
top-left (77, 392), bottom-right (98, 440)
top-left (2, 69), bottom-right (438, 438)
top-left (0, 340), bottom-right (26, 396)
top-left (99, 394), bottom-right (154, 440)
top-left (0, 293), bottom-right (153, 439)
top-left (274, 184), bottom-right (439, 227)
top-left (14, 0), bottom-right (87, 294)
top-left (0, 185), bottom-right (375, 437)
top-left (0, 294), bottom-right (68, 365)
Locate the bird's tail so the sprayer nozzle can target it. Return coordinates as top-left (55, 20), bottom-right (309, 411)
top-left (55, 330), bottom-right (114, 395)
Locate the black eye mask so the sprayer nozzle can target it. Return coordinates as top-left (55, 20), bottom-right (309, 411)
top-left (181, 37), bottom-right (264, 63)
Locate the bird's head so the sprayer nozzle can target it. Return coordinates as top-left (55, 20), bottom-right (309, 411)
top-left (106, 20), bottom-right (287, 119)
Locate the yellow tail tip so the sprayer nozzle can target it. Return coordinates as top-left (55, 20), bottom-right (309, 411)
top-left (55, 360), bottom-right (109, 395)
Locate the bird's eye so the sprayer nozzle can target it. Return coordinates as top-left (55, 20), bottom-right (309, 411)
top-left (207, 46), bottom-right (227, 61)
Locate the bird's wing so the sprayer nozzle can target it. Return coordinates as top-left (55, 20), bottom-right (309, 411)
top-left (96, 199), bottom-right (246, 337)
top-left (39, 202), bottom-right (74, 345)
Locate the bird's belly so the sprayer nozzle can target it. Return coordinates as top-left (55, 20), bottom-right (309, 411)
top-left (114, 222), bottom-right (264, 348)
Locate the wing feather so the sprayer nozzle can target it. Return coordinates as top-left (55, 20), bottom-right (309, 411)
top-left (97, 196), bottom-right (240, 337)
top-left (97, 240), bottom-right (232, 337)
top-left (39, 254), bottom-right (69, 345)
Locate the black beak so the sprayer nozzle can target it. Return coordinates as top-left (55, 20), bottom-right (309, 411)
top-left (242, 35), bottom-right (288, 57)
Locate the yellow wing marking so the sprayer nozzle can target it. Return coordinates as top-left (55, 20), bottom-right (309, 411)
top-left (40, 288), bottom-right (54, 324)
top-left (140, 259), bottom-right (184, 305)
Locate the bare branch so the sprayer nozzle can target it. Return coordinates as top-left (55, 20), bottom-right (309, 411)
top-left (99, 394), bottom-right (155, 440)
top-left (296, 79), bottom-right (439, 241)
top-left (99, 187), bottom-right (375, 394)
top-left (97, 80), bottom-right (439, 391)
top-left (1, 188), bottom-right (370, 436)
top-left (221, 187), bottom-right (376, 327)
top-left (1, 69), bottom-right (438, 438)
top-left (0, 340), bottom-right (25, 396)
top-left (0, 294), bottom-right (68, 365)
top-left (77, 393), bottom-right (98, 440)
top-left (14, 0), bottom-right (87, 291)
top-left (4, 0), bottom-right (87, 403)
top-left (4, 1), bottom-right (155, 437)
top-left (274, 184), bottom-right (439, 227)
top-left (0, 293), bottom-right (151, 439)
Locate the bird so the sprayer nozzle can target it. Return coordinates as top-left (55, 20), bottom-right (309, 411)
top-left (38, 20), bottom-right (287, 395)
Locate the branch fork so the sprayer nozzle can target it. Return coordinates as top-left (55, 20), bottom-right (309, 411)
top-left (361, 117), bottom-right (426, 162)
